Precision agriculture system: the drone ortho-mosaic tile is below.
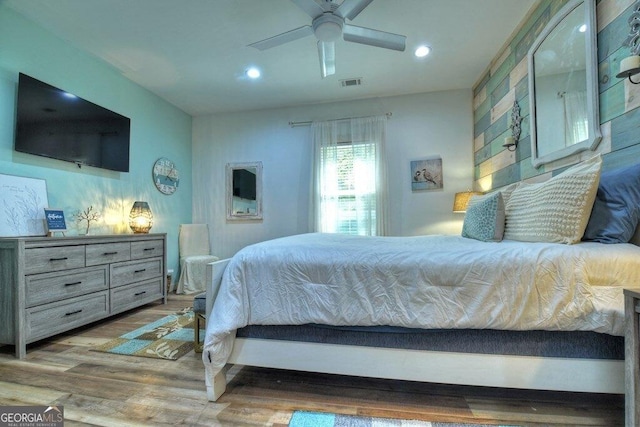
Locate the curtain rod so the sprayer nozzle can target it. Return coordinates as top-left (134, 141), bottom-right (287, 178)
top-left (289, 112), bottom-right (392, 128)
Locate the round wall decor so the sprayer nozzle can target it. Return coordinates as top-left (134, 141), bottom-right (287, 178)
top-left (152, 157), bottom-right (179, 195)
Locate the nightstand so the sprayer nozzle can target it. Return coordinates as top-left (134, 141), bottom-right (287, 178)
top-left (624, 288), bottom-right (640, 427)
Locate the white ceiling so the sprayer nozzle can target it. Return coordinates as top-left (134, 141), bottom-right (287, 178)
top-left (5, 0), bottom-right (537, 116)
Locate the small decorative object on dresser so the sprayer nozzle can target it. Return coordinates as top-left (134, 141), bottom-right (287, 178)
top-left (624, 288), bottom-right (640, 427)
top-left (73, 205), bottom-right (100, 235)
top-left (44, 208), bottom-right (67, 236)
top-left (0, 233), bottom-right (167, 358)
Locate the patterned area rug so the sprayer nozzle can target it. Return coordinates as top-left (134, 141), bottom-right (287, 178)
top-left (92, 307), bottom-right (201, 360)
top-left (288, 411), bottom-right (517, 427)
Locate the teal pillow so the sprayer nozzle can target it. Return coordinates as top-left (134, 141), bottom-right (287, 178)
top-left (462, 192), bottom-right (505, 242)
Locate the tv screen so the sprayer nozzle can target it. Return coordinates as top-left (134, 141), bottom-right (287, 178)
top-left (15, 73), bottom-right (131, 172)
top-left (232, 168), bottom-right (256, 200)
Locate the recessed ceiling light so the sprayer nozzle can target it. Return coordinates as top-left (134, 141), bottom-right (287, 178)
top-left (62, 91), bottom-right (77, 99)
top-left (579, 24), bottom-right (587, 33)
top-left (414, 45), bottom-right (431, 58)
top-left (246, 67), bottom-right (261, 79)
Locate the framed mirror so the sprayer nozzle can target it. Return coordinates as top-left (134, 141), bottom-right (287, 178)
top-left (226, 162), bottom-right (263, 220)
top-left (528, 0), bottom-right (601, 168)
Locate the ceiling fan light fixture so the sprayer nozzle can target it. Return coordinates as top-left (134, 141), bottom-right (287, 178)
top-left (313, 14), bottom-right (344, 42)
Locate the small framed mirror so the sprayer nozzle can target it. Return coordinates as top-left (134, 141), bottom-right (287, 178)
top-left (528, 0), bottom-right (601, 168)
top-left (226, 162), bottom-right (263, 221)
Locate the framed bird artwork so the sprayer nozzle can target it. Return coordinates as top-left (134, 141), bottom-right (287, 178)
top-left (410, 157), bottom-right (443, 191)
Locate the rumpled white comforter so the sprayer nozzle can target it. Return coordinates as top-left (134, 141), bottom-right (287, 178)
top-left (203, 233), bottom-right (640, 381)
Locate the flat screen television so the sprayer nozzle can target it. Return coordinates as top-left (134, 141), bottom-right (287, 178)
top-left (232, 168), bottom-right (256, 200)
top-left (14, 73), bottom-right (131, 172)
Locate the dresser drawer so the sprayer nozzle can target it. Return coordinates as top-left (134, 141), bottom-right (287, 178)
top-left (110, 278), bottom-right (164, 314)
top-left (86, 242), bottom-right (131, 266)
top-left (25, 246), bottom-right (85, 275)
top-left (25, 266), bottom-right (108, 308)
top-left (131, 239), bottom-right (164, 260)
top-left (110, 258), bottom-right (163, 288)
top-left (25, 291), bottom-right (109, 342)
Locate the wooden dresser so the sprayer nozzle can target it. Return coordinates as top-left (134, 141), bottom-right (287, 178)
top-left (0, 234), bottom-right (166, 358)
top-left (625, 288), bottom-right (640, 427)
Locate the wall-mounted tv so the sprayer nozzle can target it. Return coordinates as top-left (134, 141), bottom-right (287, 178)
top-left (232, 168), bottom-right (256, 200)
top-left (15, 73), bottom-right (131, 172)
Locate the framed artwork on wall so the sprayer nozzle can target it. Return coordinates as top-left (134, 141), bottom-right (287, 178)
top-left (0, 173), bottom-right (49, 237)
top-left (411, 157), bottom-right (443, 191)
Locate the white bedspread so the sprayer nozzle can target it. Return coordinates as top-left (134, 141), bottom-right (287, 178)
top-left (202, 233), bottom-right (640, 380)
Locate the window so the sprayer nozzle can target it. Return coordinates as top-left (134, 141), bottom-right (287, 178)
top-left (320, 142), bottom-right (376, 234)
top-left (311, 116), bottom-right (388, 236)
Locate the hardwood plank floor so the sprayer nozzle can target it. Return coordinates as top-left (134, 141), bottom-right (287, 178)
top-left (0, 294), bottom-right (624, 426)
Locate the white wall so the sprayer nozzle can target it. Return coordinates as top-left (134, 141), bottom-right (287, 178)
top-left (193, 89), bottom-right (473, 259)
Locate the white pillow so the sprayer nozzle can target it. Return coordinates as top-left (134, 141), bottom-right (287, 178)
top-left (504, 155), bottom-right (602, 244)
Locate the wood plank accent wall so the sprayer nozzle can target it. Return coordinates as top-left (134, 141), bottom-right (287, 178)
top-left (472, 0), bottom-right (640, 192)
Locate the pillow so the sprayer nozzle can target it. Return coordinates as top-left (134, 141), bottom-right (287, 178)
top-left (462, 192), bottom-right (505, 242)
top-left (582, 162), bottom-right (640, 243)
top-left (467, 182), bottom-right (519, 210)
top-left (504, 155), bottom-right (602, 244)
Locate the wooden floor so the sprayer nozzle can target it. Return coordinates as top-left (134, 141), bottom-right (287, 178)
top-left (0, 294), bottom-right (625, 426)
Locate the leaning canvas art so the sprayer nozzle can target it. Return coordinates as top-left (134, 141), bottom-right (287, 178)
top-left (0, 173), bottom-right (48, 237)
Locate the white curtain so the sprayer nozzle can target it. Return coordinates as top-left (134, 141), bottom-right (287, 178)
top-left (311, 115), bottom-right (388, 236)
top-left (563, 90), bottom-right (588, 146)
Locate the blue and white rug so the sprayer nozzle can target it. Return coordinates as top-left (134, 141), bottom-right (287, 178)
top-left (288, 411), bottom-right (517, 427)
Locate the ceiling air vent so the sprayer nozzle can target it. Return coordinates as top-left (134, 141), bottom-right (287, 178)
top-left (340, 78), bottom-right (362, 87)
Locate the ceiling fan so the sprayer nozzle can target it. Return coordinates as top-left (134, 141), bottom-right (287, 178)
top-left (248, 0), bottom-right (406, 78)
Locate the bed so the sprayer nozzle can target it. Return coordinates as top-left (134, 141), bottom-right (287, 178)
top-left (201, 156), bottom-right (640, 402)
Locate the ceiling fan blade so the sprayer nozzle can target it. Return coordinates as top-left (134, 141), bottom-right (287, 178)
top-left (343, 24), bottom-right (406, 51)
top-left (335, 0), bottom-right (374, 20)
top-left (248, 25), bottom-right (314, 51)
top-left (290, 0), bottom-right (324, 18)
top-left (318, 41), bottom-right (336, 78)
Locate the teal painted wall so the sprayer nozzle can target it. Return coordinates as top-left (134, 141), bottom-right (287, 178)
top-left (473, 0), bottom-right (640, 191)
top-left (0, 6), bottom-right (193, 276)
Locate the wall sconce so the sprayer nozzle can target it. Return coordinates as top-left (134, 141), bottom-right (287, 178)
top-left (129, 201), bottom-right (153, 234)
top-left (503, 100), bottom-right (522, 152)
top-left (453, 191), bottom-right (482, 213)
top-left (617, 1), bottom-right (640, 83)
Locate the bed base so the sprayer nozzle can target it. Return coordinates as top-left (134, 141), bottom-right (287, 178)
top-left (204, 259), bottom-right (624, 402)
top-left (205, 337), bottom-right (624, 401)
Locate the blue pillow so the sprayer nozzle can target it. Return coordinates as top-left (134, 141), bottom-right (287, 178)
top-left (583, 163), bottom-right (640, 243)
top-left (462, 192), bottom-right (505, 242)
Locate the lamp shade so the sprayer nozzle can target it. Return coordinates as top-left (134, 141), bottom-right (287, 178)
top-left (129, 201), bottom-right (153, 233)
top-left (453, 191), bottom-right (482, 213)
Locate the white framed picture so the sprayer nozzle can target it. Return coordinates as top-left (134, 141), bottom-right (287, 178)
top-left (0, 174), bottom-right (49, 237)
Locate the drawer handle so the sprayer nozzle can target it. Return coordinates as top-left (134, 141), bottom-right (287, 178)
top-left (65, 281), bottom-right (82, 287)
top-left (65, 309), bottom-right (83, 316)
top-left (134, 269), bottom-right (146, 273)
top-left (143, 247), bottom-right (155, 252)
top-left (134, 291), bottom-right (147, 296)
top-left (49, 257), bottom-right (68, 261)
top-left (103, 251), bottom-right (118, 255)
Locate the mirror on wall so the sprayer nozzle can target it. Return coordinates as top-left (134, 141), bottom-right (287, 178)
top-left (528, 0), bottom-right (601, 168)
top-left (226, 162), bottom-right (263, 220)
